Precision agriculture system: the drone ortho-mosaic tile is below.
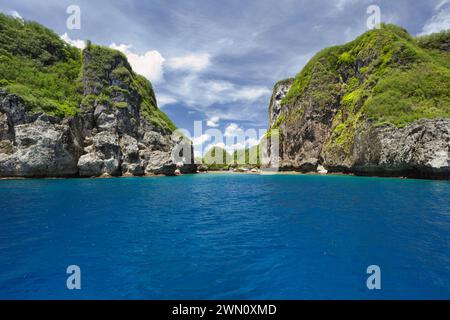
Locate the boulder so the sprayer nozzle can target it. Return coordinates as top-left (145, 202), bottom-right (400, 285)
top-left (78, 131), bottom-right (121, 177)
top-left (0, 117), bottom-right (83, 177)
top-left (317, 165), bottom-right (328, 174)
top-left (144, 150), bottom-right (177, 175)
top-left (120, 135), bottom-right (144, 176)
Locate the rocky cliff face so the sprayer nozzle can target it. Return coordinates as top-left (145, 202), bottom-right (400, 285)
top-left (0, 93), bottom-right (84, 177)
top-left (73, 45), bottom-right (196, 177)
top-left (324, 119), bottom-right (450, 178)
top-left (269, 79), bottom-right (294, 128)
top-left (266, 25), bottom-right (450, 179)
top-left (0, 86), bottom-right (195, 178)
top-left (0, 16), bottom-right (196, 177)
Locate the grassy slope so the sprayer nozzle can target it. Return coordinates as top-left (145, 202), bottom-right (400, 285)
top-left (0, 13), bottom-right (175, 132)
top-left (0, 13), bottom-right (82, 116)
top-left (277, 24), bottom-right (449, 158)
top-left (282, 24), bottom-right (449, 129)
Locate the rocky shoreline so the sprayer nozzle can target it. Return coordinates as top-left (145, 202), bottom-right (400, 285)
top-left (0, 90), bottom-right (196, 178)
top-left (267, 79), bottom-right (450, 180)
top-left (266, 45), bottom-right (450, 180)
top-left (1, 17), bottom-right (449, 180)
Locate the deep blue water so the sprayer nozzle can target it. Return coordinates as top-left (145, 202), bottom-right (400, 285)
top-left (0, 174), bottom-right (449, 299)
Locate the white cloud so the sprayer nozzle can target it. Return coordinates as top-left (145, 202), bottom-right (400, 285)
top-left (58, 38), bottom-right (166, 84)
top-left (163, 74), bottom-right (270, 110)
top-left (230, 87), bottom-right (272, 101)
top-left (10, 10), bottom-right (23, 21)
top-left (204, 136), bottom-right (261, 155)
top-left (437, 0), bottom-right (450, 10)
top-left (157, 94), bottom-right (177, 107)
top-left (335, 0), bottom-right (359, 11)
top-left (418, 1), bottom-right (450, 35)
top-left (192, 134), bottom-right (211, 146)
top-left (158, 73), bottom-right (271, 125)
top-left (206, 116), bottom-right (220, 127)
top-left (194, 150), bottom-right (202, 158)
top-left (110, 43), bottom-right (165, 84)
top-left (60, 32), bottom-right (86, 49)
top-left (204, 142), bottom-right (227, 153)
top-left (209, 81), bottom-right (234, 92)
top-left (158, 48), bottom-right (270, 124)
top-left (168, 53), bottom-right (211, 72)
top-left (224, 123), bottom-right (244, 137)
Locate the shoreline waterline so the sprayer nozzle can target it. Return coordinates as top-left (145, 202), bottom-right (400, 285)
top-left (2, 170), bottom-right (450, 182)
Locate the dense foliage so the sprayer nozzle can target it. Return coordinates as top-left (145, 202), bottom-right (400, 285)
top-left (233, 145), bottom-right (261, 168)
top-left (0, 13), bottom-right (82, 116)
top-left (202, 146), bottom-right (231, 170)
top-left (0, 13), bottom-right (175, 132)
top-left (201, 145), bottom-right (261, 170)
top-left (282, 24), bottom-right (450, 129)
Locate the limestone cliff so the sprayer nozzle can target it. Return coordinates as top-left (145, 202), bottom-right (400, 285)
top-left (267, 25), bottom-right (450, 179)
top-left (0, 14), bottom-right (196, 177)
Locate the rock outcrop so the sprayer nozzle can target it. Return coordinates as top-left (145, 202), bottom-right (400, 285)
top-left (0, 36), bottom-right (196, 177)
top-left (326, 119), bottom-right (450, 179)
top-left (265, 25), bottom-right (450, 179)
top-left (269, 79), bottom-right (294, 128)
top-left (0, 88), bottom-right (195, 178)
top-left (0, 93), bottom-right (84, 177)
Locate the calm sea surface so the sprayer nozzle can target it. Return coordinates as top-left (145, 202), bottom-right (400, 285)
top-left (0, 174), bottom-right (449, 299)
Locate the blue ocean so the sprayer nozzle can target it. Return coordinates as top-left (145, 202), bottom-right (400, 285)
top-left (0, 174), bottom-right (449, 299)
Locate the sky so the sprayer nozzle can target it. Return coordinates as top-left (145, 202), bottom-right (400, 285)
top-left (1, 0), bottom-right (449, 155)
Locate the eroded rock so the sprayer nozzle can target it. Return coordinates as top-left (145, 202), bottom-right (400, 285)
top-left (0, 90), bottom-right (196, 177)
top-left (0, 115), bottom-right (83, 177)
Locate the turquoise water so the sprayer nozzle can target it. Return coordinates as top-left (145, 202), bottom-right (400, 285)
top-left (0, 174), bottom-right (449, 299)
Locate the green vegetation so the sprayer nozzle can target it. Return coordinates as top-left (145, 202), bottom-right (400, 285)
top-left (0, 13), bottom-right (175, 132)
top-left (82, 44), bottom-right (176, 132)
top-left (282, 24), bottom-right (450, 130)
top-left (200, 144), bottom-right (262, 171)
top-left (0, 13), bottom-right (82, 116)
top-left (136, 74), bottom-right (176, 132)
top-left (416, 30), bottom-right (450, 53)
top-left (232, 144), bottom-right (261, 168)
top-left (278, 24), bottom-right (450, 157)
top-left (282, 45), bottom-right (341, 107)
top-left (266, 115), bottom-right (284, 139)
top-left (202, 146), bottom-right (231, 170)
